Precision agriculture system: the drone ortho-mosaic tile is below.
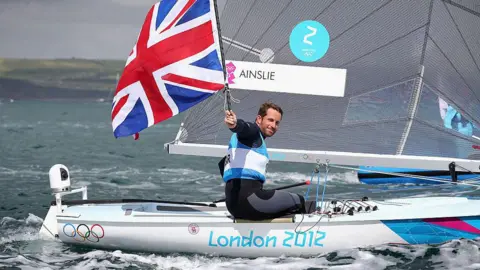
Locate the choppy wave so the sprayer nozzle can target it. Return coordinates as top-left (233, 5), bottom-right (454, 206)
top-left (266, 171), bottom-right (360, 188)
top-left (0, 214), bottom-right (43, 245)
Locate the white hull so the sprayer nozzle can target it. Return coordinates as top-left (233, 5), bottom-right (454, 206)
top-left (40, 195), bottom-right (480, 258)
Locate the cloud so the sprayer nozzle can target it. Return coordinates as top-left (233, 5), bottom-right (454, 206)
top-left (0, 0), bottom-right (228, 59)
top-left (110, 0), bottom-right (158, 7)
top-left (0, 0), bottom-right (157, 59)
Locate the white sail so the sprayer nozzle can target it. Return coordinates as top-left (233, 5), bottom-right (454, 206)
top-left (166, 0), bottom-right (480, 172)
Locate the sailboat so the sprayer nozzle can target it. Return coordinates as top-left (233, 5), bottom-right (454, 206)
top-left (39, 0), bottom-right (480, 258)
top-left (358, 98), bottom-right (480, 185)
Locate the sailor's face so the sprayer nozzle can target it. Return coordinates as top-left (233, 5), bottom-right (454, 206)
top-left (256, 108), bottom-right (282, 137)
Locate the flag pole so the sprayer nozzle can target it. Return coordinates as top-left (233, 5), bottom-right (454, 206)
top-left (212, 0), bottom-right (231, 111)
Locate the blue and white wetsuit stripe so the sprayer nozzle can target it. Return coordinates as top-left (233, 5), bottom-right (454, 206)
top-left (223, 132), bottom-right (269, 182)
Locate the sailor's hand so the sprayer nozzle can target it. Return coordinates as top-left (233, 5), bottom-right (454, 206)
top-left (225, 110), bottom-right (237, 129)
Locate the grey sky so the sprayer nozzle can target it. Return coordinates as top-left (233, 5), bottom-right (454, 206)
top-left (0, 0), bottom-right (211, 60)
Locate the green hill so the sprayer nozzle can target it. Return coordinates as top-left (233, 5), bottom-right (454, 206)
top-left (0, 58), bottom-right (125, 92)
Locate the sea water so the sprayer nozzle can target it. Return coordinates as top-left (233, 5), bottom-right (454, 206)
top-left (1, 100), bottom-right (480, 269)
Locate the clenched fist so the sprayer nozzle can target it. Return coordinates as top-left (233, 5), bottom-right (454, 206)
top-left (225, 110), bottom-right (237, 129)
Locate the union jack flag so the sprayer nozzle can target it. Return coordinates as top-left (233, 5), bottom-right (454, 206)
top-left (111, 0), bottom-right (225, 138)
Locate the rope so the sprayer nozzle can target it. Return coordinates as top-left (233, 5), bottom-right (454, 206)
top-left (41, 223), bottom-right (56, 238)
top-left (319, 164), bottom-right (329, 211)
top-left (304, 170), bottom-right (315, 201)
top-left (315, 168), bottom-right (321, 207)
top-left (327, 163), bottom-right (480, 188)
top-left (223, 87), bottom-right (240, 111)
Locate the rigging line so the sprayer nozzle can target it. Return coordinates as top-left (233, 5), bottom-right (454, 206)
top-left (319, 164), bottom-right (329, 211)
top-left (352, 165), bottom-right (469, 182)
top-left (426, 35), bottom-right (480, 110)
top-left (414, 117), bottom-right (480, 144)
top-left (187, 124), bottom-right (223, 139)
top-left (358, 185), bottom-right (454, 194)
top-left (455, 163), bottom-right (474, 174)
top-left (187, 118), bottom-right (224, 135)
top-left (239, 0), bottom-right (294, 62)
top-left (190, 111), bottom-right (225, 130)
top-left (223, 0), bottom-right (258, 58)
top-left (442, 0), bottom-right (480, 17)
top-left (181, 115), bottom-right (212, 138)
top-left (338, 24), bottom-right (428, 68)
top-left (41, 223), bottom-right (56, 238)
top-left (362, 185), bottom-right (480, 199)
top-left (328, 164), bottom-right (480, 188)
top-left (442, 1), bottom-right (480, 76)
top-left (187, 105), bottom-right (246, 137)
top-left (304, 170), bottom-right (315, 201)
top-left (315, 169), bottom-right (321, 210)
top-left (330, 0), bottom-right (395, 43)
top-left (184, 103), bottom-right (238, 136)
top-left (182, 95), bottom-right (223, 127)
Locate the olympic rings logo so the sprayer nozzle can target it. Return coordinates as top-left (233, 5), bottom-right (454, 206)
top-left (63, 223), bottom-right (105, 242)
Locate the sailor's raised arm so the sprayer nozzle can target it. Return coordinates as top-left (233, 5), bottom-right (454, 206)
top-left (225, 110), bottom-right (260, 140)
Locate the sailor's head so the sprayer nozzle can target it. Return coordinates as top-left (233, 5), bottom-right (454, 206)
top-left (255, 102), bottom-right (283, 137)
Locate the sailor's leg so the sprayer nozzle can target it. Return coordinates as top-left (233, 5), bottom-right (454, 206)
top-left (241, 189), bottom-right (306, 220)
top-left (224, 178), bottom-right (242, 216)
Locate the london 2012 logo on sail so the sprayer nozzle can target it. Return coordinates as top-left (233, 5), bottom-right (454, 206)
top-left (289, 20), bottom-right (330, 62)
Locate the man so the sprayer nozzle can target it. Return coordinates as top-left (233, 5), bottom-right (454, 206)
top-left (220, 102), bottom-right (312, 220)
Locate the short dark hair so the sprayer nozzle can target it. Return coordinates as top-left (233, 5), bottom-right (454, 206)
top-left (258, 102), bottom-right (283, 118)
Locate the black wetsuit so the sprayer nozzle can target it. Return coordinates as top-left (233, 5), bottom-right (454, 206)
top-left (220, 119), bottom-right (314, 220)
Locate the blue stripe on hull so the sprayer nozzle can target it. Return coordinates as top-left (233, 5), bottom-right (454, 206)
top-left (358, 166), bottom-right (480, 185)
top-left (360, 174), bottom-right (478, 185)
top-left (382, 216), bottom-right (480, 245)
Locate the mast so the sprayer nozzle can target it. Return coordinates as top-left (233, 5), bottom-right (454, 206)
top-left (212, 0), bottom-right (227, 85)
top-left (396, 0), bottom-right (434, 155)
top-left (212, 0), bottom-right (233, 111)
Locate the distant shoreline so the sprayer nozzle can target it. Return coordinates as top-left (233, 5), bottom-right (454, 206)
top-left (0, 58), bottom-right (122, 100)
top-left (0, 78), bottom-right (112, 100)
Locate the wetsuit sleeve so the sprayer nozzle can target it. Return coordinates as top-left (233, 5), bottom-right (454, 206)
top-left (229, 119), bottom-right (262, 147)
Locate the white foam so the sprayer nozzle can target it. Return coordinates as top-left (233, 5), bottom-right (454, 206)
top-left (431, 239), bottom-right (480, 269)
top-left (266, 170), bottom-right (359, 185)
top-left (0, 214), bottom-right (43, 245)
top-left (0, 166), bottom-right (47, 176)
top-left (57, 122), bottom-right (109, 129)
top-left (0, 123), bottom-right (35, 128)
top-left (97, 181), bottom-right (159, 190)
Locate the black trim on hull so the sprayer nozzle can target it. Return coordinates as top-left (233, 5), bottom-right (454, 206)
top-left (357, 170), bottom-right (475, 179)
top-left (50, 199), bottom-right (217, 208)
